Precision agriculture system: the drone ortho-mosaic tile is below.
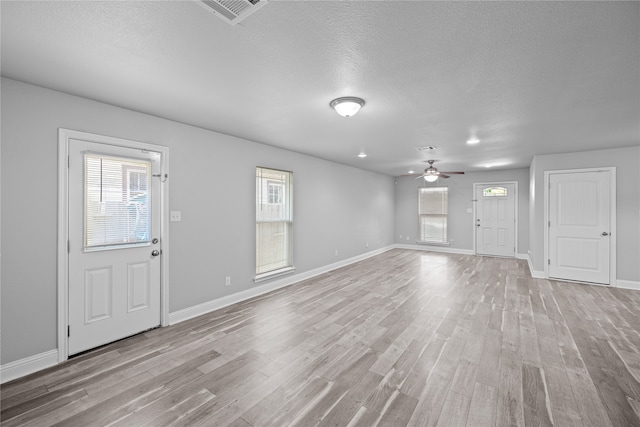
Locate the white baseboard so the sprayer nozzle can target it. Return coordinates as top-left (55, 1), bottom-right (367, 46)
top-left (525, 253), bottom-right (545, 278)
top-left (616, 279), bottom-right (640, 291)
top-left (394, 243), bottom-right (474, 255)
top-left (0, 349), bottom-right (58, 384)
top-left (168, 246), bottom-right (395, 325)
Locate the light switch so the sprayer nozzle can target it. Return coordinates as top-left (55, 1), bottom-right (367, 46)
top-left (170, 211), bottom-right (182, 222)
top-left (466, 208), bottom-right (473, 214)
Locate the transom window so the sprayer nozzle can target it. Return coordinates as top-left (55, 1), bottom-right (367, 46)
top-left (483, 186), bottom-right (508, 197)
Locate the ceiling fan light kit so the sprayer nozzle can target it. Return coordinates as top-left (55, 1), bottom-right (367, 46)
top-left (402, 160), bottom-right (465, 181)
top-left (330, 97), bottom-right (365, 118)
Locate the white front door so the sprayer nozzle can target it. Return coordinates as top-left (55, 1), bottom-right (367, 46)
top-left (475, 183), bottom-right (516, 257)
top-left (548, 170), bottom-right (611, 284)
top-left (68, 138), bottom-right (162, 355)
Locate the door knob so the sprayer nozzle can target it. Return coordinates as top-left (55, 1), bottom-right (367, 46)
top-left (151, 250), bottom-right (160, 257)
top-left (601, 232), bottom-right (609, 236)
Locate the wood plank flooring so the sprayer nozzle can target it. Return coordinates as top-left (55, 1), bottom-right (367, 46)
top-left (2, 249), bottom-right (640, 426)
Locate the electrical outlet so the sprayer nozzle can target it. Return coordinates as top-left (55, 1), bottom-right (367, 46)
top-left (365, 242), bottom-right (369, 248)
top-left (406, 236), bottom-right (410, 241)
top-left (170, 211), bottom-right (182, 222)
top-left (335, 250), bottom-right (338, 257)
top-left (225, 276), bottom-right (231, 286)
top-left (399, 235), bottom-right (403, 239)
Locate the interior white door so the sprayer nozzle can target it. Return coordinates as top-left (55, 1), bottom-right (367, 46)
top-left (548, 171), bottom-right (611, 284)
top-left (68, 139), bottom-right (161, 355)
top-left (475, 183), bottom-right (516, 257)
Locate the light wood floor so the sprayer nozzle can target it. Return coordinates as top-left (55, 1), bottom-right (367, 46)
top-left (2, 249), bottom-right (640, 426)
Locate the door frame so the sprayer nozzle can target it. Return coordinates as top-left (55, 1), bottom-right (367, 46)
top-left (472, 181), bottom-right (519, 257)
top-left (57, 128), bottom-right (170, 362)
top-left (544, 167), bottom-right (616, 285)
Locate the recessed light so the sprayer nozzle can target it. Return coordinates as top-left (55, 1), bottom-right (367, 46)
top-left (467, 138), bottom-right (480, 145)
top-left (357, 153), bottom-right (367, 158)
top-left (408, 170), bottom-right (415, 174)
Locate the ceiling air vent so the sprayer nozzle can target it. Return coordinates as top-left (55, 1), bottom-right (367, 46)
top-left (197, 0), bottom-right (268, 26)
top-left (415, 145), bottom-right (437, 151)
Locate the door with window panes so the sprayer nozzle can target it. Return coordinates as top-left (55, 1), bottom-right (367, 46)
top-left (475, 183), bottom-right (516, 257)
top-left (68, 139), bottom-right (161, 355)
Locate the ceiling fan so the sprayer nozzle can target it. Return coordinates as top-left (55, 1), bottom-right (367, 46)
top-left (405, 160), bottom-right (465, 182)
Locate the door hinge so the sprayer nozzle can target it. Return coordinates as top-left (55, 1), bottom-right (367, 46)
top-left (68, 325), bottom-right (70, 337)
top-left (548, 259), bottom-right (551, 265)
top-left (548, 220), bottom-right (551, 227)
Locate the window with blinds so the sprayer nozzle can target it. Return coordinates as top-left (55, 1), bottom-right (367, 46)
top-left (418, 187), bottom-right (448, 243)
top-left (84, 153), bottom-right (151, 250)
top-left (256, 167), bottom-right (293, 277)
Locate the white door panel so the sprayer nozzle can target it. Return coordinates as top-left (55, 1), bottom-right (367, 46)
top-left (68, 139), bottom-right (161, 355)
top-left (548, 171), bottom-right (610, 284)
top-left (476, 183), bottom-right (516, 257)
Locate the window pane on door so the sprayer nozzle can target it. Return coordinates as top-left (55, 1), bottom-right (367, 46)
top-left (84, 154), bottom-right (151, 249)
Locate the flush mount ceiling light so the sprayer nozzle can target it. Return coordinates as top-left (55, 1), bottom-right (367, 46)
top-left (357, 152), bottom-right (367, 158)
top-left (466, 137), bottom-right (480, 145)
top-left (424, 174), bottom-right (439, 182)
top-left (330, 97), bottom-right (365, 118)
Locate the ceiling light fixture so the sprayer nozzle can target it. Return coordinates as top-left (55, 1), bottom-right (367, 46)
top-left (408, 170), bottom-right (415, 174)
top-left (424, 174), bottom-right (439, 182)
top-left (467, 137), bottom-right (480, 145)
top-left (357, 152), bottom-right (367, 158)
top-left (330, 97), bottom-right (365, 118)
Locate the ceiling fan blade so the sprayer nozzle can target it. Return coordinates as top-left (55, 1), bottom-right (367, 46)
top-left (414, 174), bottom-right (426, 180)
top-left (439, 173), bottom-right (450, 178)
top-left (440, 171), bottom-right (465, 174)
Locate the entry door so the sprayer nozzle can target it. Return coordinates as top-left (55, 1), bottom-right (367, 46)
top-left (475, 183), bottom-right (516, 257)
top-left (68, 139), bottom-right (161, 355)
top-left (548, 171), bottom-right (611, 284)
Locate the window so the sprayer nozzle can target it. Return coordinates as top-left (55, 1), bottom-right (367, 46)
top-left (483, 186), bottom-right (508, 197)
top-left (267, 181), bottom-right (283, 204)
top-left (418, 187), bottom-right (448, 243)
top-left (84, 153), bottom-right (151, 249)
top-left (256, 167), bottom-right (293, 278)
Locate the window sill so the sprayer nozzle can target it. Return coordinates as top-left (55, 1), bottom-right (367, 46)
top-left (254, 266), bottom-right (296, 284)
top-left (416, 240), bottom-right (451, 247)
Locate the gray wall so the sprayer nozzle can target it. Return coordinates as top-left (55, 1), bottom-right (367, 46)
top-left (0, 78), bottom-right (395, 364)
top-left (529, 146), bottom-right (640, 281)
top-left (394, 168), bottom-right (530, 255)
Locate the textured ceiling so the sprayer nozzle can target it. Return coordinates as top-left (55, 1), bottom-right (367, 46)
top-left (2, 1), bottom-right (639, 176)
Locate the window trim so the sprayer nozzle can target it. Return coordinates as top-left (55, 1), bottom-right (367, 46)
top-left (417, 186), bottom-right (449, 245)
top-left (255, 167), bottom-right (294, 281)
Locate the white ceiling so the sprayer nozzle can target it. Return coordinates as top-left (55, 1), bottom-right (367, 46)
top-left (2, 1), bottom-right (638, 176)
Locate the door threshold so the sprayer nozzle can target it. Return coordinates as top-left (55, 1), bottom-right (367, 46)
top-left (68, 325), bottom-right (161, 359)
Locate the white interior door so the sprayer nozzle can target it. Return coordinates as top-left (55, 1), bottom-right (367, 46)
top-left (475, 183), bottom-right (516, 257)
top-left (548, 170), bottom-right (611, 284)
top-left (68, 139), bottom-right (161, 355)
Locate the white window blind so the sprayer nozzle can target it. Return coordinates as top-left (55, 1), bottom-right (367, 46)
top-left (419, 187), bottom-right (448, 243)
top-left (84, 153), bottom-right (151, 249)
top-left (256, 167), bottom-right (293, 276)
